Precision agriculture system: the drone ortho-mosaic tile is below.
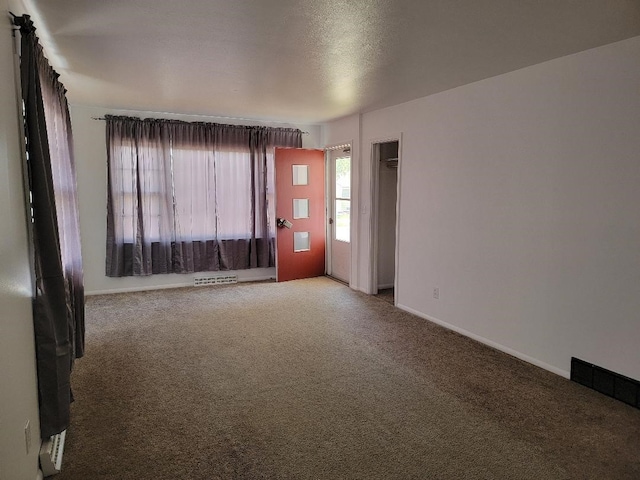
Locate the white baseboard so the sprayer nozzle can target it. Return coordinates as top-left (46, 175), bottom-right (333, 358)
top-left (86, 275), bottom-right (274, 296)
top-left (86, 282), bottom-right (191, 295)
top-left (396, 303), bottom-right (570, 379)
top-left (377, 283), bottom-right (394, 290)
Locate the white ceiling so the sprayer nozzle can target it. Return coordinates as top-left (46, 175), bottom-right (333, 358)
top-left (22, 0), bottom-right (640, 123)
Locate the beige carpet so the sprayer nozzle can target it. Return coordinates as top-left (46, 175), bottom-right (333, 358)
top-left (375, 288), bottom-right (395, 305)
top-left (59, 277), bottom-right (639, 479)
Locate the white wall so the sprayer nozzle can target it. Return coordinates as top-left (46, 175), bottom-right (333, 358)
top-left (0, 3), bottom-right (42, 479)
top-left (357, 36), bottom-right (640, 380)
top-left (70, 105), bottom-right (322, 294)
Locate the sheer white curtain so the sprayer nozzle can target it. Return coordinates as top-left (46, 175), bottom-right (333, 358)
top-left (106, 118), bottom-right (174, 275)
top-left (106, 117), bottom-right (302, 276)
top-left (170, 123), bottom-right (261, 271)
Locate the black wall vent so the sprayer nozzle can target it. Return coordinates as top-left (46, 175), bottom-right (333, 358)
top-left (571, 357), bottom-right (640, 409)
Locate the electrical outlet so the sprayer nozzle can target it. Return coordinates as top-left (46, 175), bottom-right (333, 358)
top-left (433, 287), bottom-right (439, 300)
top-left (24, 420), bottom-right (31, 454)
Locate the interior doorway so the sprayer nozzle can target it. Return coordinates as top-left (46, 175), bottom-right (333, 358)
top-left (371, 140), bottom-right (399, 303)
top-left (327, 146), bottom-right (351, 284)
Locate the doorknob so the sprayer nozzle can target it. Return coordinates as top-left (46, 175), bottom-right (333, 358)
top-left (277, 218), bottom-right (293, 229)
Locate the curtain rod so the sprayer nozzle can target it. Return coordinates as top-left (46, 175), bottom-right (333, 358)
top-left (91, 117), bottom-right (310, 135)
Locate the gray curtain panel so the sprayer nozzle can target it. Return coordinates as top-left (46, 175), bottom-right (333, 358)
top-left (15, 15), bottom-right (85, 439)
top-left (106, 116), bottom-right (301, 276)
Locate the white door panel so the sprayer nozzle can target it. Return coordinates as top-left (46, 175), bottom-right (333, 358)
top-left (329, 149), bottom-right (351, 283)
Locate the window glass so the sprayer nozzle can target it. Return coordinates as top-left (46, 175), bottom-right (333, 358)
top-left (335, 156), bottom-right (350, 243)
top-left (292, 165), bottom-right (309, 185)
top-left (293, 199), bottom-right (309, 219)
top-left (294, 231), bottom-right (310, 252)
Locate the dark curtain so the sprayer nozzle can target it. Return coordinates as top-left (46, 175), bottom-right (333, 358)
top-left (15, 15), bottom-right (85, 439)
top-left (106, 116), bottom-right (301, 277)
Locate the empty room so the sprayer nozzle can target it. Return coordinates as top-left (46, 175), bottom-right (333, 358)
top-left (1, 1), bottom-right (639, 479)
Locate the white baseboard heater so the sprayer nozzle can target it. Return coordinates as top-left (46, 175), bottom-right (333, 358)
top-left (40, 430), bottom-right (66, 477)
top-left (194, 274), bottom-right (238, 286)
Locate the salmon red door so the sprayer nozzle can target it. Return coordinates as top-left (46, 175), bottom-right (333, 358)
top-left (275, 148), bottom-right (325, 282)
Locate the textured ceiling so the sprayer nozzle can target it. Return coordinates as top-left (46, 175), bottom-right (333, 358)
top-left (21, 0), bottom-right (640, 123)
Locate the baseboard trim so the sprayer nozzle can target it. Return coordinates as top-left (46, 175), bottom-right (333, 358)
top-left (396, 303), bottom-right (570, 379)
top-left (377, 283), bottom-right (394, 290)
top-left (86, 275), bottom-right (274, 296)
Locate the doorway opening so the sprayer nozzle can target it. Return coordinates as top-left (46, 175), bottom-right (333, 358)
top-left (371, 140), bottom-right (400, 304)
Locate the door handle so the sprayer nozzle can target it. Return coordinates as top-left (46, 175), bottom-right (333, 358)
top-left (329, 218), bottom-right (334, 224)
top-left (277, 218), bottom-right (293, 229)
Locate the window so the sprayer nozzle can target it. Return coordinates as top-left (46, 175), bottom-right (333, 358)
top-left (171, 146), bottom-right (255, 241)
top-left (115, 143), bottom-right (164, 242)
top-left (106, 116), bottom-right (302, 276)
top-left (335, 156), bottom-right (351, 243)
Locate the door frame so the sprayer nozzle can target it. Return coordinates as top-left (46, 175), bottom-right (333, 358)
top-left (324, 142), bottom-right (353, 284)
top-left (368, 135), bottom-right (402, 300)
